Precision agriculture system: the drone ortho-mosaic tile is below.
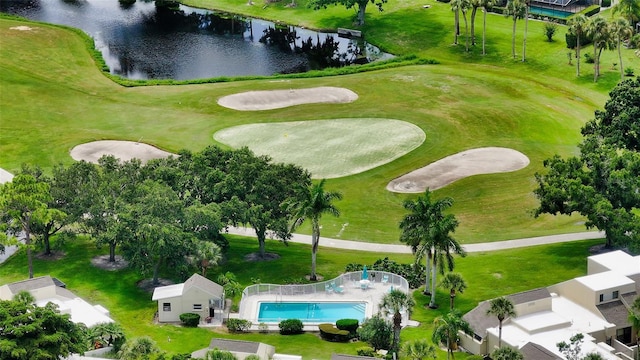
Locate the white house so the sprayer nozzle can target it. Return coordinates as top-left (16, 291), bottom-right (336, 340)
top-left (152, 273), bottom-right (224, 323)
top-left (0, 275), bottom-right (114, 327)
top-left (460, 250), bottom-right (640, 360)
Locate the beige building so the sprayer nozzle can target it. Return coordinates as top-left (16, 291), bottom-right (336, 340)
top-left (460, 250), bottom-right (640, 360)
top-left (191, 338), bottom-right (275, 360)
top-left (152, 273), bottom-right (224, 323)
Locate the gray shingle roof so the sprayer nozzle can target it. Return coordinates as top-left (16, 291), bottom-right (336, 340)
top-left (622, 291), bottom-right (638, 307)
top-left (331, 354), bottom-right (377, 360)
top-left (463, 300), bottom-right (499, 339)
top-left (7, 275), bottom-right (55, 293)
top-left (209, 338), bottom-right (260, 353)
top-left (521, 342), bottom-right (562, 360)
top-left (597, 300), bottom-right (631, 327)
top-left (184, 273), bottom-right (224, 299)
top-left (508, 288), bottom-right (551, 305)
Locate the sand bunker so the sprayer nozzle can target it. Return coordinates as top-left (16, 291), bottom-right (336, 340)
top-left (217, 87), bottom-right (358, 111)
top-left (10, 26), bottom-right (33, 31)
top-left (0, 169), bottom-right (15, 184)
top-left (387, 147), bottom-right (529, 193)
top-left (70, 140), bottom-right (174, 164)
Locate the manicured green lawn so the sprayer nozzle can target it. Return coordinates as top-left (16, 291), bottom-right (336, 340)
top-left (0, 235), bottom-right (601, 359)
top-left (2, 12), bottom-right (633, 243)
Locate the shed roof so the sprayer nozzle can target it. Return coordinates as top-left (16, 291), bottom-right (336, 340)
top-left (209, 338), bottom-right (261, 353)
top-left (6, 275), bottom-right (55, 293)
top-left (331, 354), bottom-right (377, 360)
top-left (152, 274), bottom-right (223, 301)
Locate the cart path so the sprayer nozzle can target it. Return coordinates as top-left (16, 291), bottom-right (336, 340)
top-left (225, 227), bottom-right (605, 253)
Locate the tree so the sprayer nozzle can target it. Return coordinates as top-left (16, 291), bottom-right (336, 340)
top-left (88, 322), bottom-right (126, 351)
top-left (439, 272), bottom-right (467, 310)
top-left (587, 16), bottom-right (615, 82)
top-left (629, 296), bottom-right (640, 359)
top-left (612, 0), bottom-right (640, 28)
top-left (12, 290), bottom-right (35, 305)
top-left (429, 206), bottom-right (465, 309)
top-left (486, 296), bottom-right (516, 347)
top-left (288, 179), bottom-right (342, 281)
top-left (0, 174), bottom-right (62, 278)
top-left (611, 18), bottom-right (633, 80)
top-left (0, 299), bottom-right (87, 359)
top-left (205, 349), bottom-right (238, 360)
top-left (505, 0), bottom-right (526, 59)
top-left (452, 0), bottom-right (472, 51)
top-left (118, 336), bottom-right (161, 360)
top-left (567, 14), bottom-right (588, 77)
top-left (217, 272), bottom-right (243, 298)
top-left (379, 289), bottom-right (415, 355)
top-left (479, 0), bottom-right (496, 55)
top-left (534, 78), bottom-right (640, 252)
top-left (544, 22), bottom-right (557, 42)
top-left (309, 0), bottom-right (387, 26)
top-left (402, 339), bottom-right (437, 360)
top-left (557, 333), bottom-right (585, 360)
top-left (357, 315), bottom-right (393, 351)
top-left (491, 346), bottom-right (524, 360)
top-left (191, 240), bottom-right (222, 277)
top-left (432, 310), bottom-right (473, 360)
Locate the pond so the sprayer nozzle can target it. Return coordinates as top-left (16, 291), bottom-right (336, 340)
top-left (1, 0), bottom-right (392, 80)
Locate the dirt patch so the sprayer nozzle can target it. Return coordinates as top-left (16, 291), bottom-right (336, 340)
top-left (91, 255), bottom-right (129, 271)
top-left (137, 278), bottom-right (175, 293)
top-left (217, 87), bottom-right (358, 111)
top-left (386, 147), bottom-right (530, 193)
top-left (70, 140), bottom-right (175, 164)
top-left (36, 251), bottom-right (66, 261)
top-left (244, 252), bottom-right (281, 262)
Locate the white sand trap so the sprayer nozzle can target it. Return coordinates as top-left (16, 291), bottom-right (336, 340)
top-left (217, 86), bottom-right (358, 111)
top-left (10, 26), bottom-right (33, 31)
top-left (70, 140), bottom-right (174, 164)
top-left (0, 168), bottom-right (15, 184)
top-left (387, 147), bottom-right (530, 193)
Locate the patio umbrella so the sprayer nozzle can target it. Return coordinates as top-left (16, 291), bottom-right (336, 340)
top-left (362, 265), bottom-right (368, 280)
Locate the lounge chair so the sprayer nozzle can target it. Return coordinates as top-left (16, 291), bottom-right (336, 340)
top-left (381, 274), bottom-right (389, 285)
top-left (331, 282), bottom-right (344, 293)
top-left (325, 283), bottom-right (333, 293)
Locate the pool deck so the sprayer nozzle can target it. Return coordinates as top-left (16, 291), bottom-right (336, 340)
top-left (238, 279), bottom-right (417, 331)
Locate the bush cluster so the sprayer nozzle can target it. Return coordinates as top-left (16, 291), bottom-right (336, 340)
top-left (345, 257), bottom-right (424, 289)
top-left (279, 319), bottom-right (304, 335)
top-left (336, 319), bottom-right (359, 335)
top-left (319, 323), bottom-right (350, 342)
top-left (226, 318), bottom-right (251, 333)
top-left (179, 313), bottom-right (201, 327)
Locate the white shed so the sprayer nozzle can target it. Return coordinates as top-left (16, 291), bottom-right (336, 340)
top-left (152, 273), bottom-right (224, 323)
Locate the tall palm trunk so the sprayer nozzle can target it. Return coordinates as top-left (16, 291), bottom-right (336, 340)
top-left (463, 11), bottom-right (469, 51)
top-left (429, 256), bottom-right (438, 308)
top-left (576, 34), bottom-right (581, 76)
top-left (617, 36), bottom-right (624, 80)
top-left (522, 5), bottom-right (528, 62)
top-left (454, 10), bottom-right (460, 44)
top-left (498, 319), bottom-right (504, 347)
top-left (512, 19), bottom-right (517, 58)
top-left (25, 224), bottom-right (34, 279)
top-left (424, 249), bottom-right (432, 295)
top-left (393, 312), bottom-right (402, 352)
top-left (482, 8), bottom-right (487, 55)
top-left (470, 7), bottom-right (478, 45)
top-left (593, 44), bottom-right (599, 82)
top-left (310, 221), bottom-right (320, 281)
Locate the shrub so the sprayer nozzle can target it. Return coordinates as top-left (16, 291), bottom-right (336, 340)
top-left (336, 319), bottom-right (359, 335)
top-left (625, 67), bottom-right (634, 76)
top-left (544, 22), bottom-right (558, 42)
top-left (205, 348), bottom-right (238, 360)
top-left (358, 315), bottom-right (392, 350)
top-left (179, 313), bottom-right (201, 327)
top-left (601, 0), bottom-right (611, 6)
top-left (226, 318), bottom-right (251, 333)
top-left (319, 323), bottom-right (350, 342)
top-left (346, 257), bottom-right (424, 289)
top-left (258, 322), bottom-right (269, 333)
top-left (581, 5), bottom-right (600, 17)
top-left (279, 319), bottom-right (304, 335)
top-left (356, 347), bottom-right (376, 356)
top-left (245, 356), bottom-right (261, 360)
top-left (584, 52), bottom-right (595, 64)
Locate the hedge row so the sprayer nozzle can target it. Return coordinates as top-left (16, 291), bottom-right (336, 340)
top-left (319, 323), bottom-right (351, 342)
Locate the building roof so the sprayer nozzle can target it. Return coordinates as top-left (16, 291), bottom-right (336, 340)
top-left (463, 300), bottom-right (499, 339)
top-left (622, 291), bottom-right (638, 307)
top-left (509, 287), bottom-right (550, 305)
top-left (209, 338), bottom-right (261, 353)
top-left (6, 275), bottom-right (55, 293)
top-left (152, 274), bottom-right (223, 301)
top-left (575, 271), bottom-right (635, 291)
top-left (589, 251), bottom-right (640, 277)
top-left (596, 300), bottom-right (631, 328)
top-left (521, 342), bottom-right (562, 360)
top-left (331, 354), bottom-right (377, 360)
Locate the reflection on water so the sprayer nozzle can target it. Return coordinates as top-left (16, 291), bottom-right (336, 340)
top-left (1, 0), bottom-right (392, 80)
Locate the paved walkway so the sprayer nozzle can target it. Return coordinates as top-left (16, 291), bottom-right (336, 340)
top-left (226, 227), bottom-right (605, 253)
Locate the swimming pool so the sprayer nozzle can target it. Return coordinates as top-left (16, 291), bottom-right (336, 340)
top-left (529, 6), bottom-right (574, 19)
top-left (258, 302), bottom-right (366, 323)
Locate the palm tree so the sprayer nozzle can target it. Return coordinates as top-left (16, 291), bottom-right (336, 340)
top-left (192, 240), bottom-right (222, 277)
top-left (459, 0), bottom-right (473, 51)
top-left (439, 272), bottom-right (467, 310)
top-left (399, 189), bottom-right (455, 296)
top-left (611, 18), bottom-right (633, 80)
top-left (486, 296), bottom-right (516, 347)
top-left (451, 0), bottom-right (463, 44)
top-left (432, 310), bottom-right (473, 360)
top-left (491, 346), bottom-right (524, 360)
top-left (429, 214), bottom-right (465, 309)
top-left (567, 14), bottom-right (588, 77)
top-left (522, 0), bottom-right (529, 62)
top-left (380, 289), bottom-right (416, 355)
top-left (118, 336), bottom-right (160, 360)
top-left (12, 290), bottom-right (35, 304)
top-left (505, 0), bottom-right (527, 59)
top-left (288, 179), bottom-right (342, 281)
top-left (628, 296), bottom-right (640, 360)
top-left (479, 0), bottom-right (496, 54)
top-left (402, 339), bottom-right (437, 360)
top-left (587, 16), bottom-right (615, 82)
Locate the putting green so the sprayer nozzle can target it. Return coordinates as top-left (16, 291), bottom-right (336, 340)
top-left (213, 119), bottom-right (425, 179)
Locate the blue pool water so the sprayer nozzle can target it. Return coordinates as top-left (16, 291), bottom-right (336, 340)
top-left (529, 6), bottom-right (574, 19)
top-left (258, 302), bottom-right (366, 323)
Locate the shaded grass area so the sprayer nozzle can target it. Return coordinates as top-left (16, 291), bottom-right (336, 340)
top-left (0, 235), bottom-right (601, 359)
